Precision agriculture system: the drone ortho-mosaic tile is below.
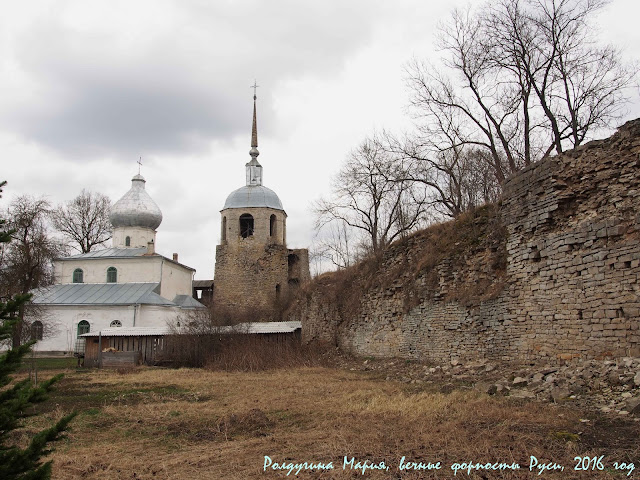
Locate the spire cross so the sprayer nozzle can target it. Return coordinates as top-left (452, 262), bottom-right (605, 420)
top-left (137, 157), bottom-right (142, 174)
top-left (251, 80), bottom-right (259, 100)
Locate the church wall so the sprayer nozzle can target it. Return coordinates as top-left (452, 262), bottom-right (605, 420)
top-left (159, 259), bottom-right (194, 300)
top-left (137, 305), bottom-right (183, 327)
top-left (112, 226), bottom-right (157, 249)
top-left (28, 304), bottom-right (184, 353)
top-left (27, 305), bottom-right (135, 353)
top-left (56, 257), bottom-right (163, 284)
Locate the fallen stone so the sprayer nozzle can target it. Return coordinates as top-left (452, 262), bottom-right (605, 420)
top-left (475, 382), bottom-right (497, 395)
top-left (623, 397), bottom-right (640, 415)
top-left (551, 387), bottom-right (571, 403)
top-left (608, 371), bottom-right (622, 386)
top-left (634, 371), bottom-right (640, 387)
top-left (511, 390), bottom-right (535, 399)
top-left (496, 384), bottom-right (510, 395)
top-left (512, 376), bottom-right (528, 387)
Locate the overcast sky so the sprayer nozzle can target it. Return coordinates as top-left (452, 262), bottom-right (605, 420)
top-left (1, 0), bottom-right (639, 279)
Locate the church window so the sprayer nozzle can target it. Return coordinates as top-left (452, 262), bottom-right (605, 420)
top-left (73, 268), bottom-right (84, 283)
top-left (110, 320), bottom-right (122, 327)
top-left (222, 216), bottom-right (227, 242)
top-left (240, 214), bottom-right (254, 238)
top-left (270, 214), bottom-right (276, 237)
top-left (77, 320), bottom-right (90, 336)
top-left (31, 321), bottom-right (43, 341)
top-left (125, 236), bottom-right (131, 246)
top-left (275, 283), bottom-right (281, 301)
top-left (106, 267), bottom-right (117, 283)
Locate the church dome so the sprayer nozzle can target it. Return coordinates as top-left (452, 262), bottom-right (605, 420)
top-left (223, 185), bottom-right (284, 211)
top-left (110, 174), bottom-right (163, 230)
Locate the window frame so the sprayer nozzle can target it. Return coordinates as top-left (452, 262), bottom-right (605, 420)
top-left (72, 268), bottom-right (84, 283)
top-left (106, 266), bottom-right (117, 283)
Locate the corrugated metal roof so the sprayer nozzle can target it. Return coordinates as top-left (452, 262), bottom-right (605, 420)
top-left (31, 283), bottom-right (175, 306)
top-left (60, 248), bottom-right (147, 259)
top-left (172, 295), bottom-right (206, 309)
top-left (81, 321), bottom-right (302, 338)
top-left (81, 327), bottom-right (171, 337)
top-left (193, 280), bottom-right (214, 288)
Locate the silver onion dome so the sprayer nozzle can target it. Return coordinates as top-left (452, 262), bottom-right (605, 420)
top-left (110, 174), bottom-right (163, 229)
top-left (223, 185), bottom-right (284, 211)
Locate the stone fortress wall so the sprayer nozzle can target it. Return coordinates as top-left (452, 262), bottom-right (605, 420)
top-left (288, 120), bottom-right (640, 363)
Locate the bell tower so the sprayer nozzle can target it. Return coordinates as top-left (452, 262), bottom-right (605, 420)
top-left (212, 87), bottom-right (309, 321)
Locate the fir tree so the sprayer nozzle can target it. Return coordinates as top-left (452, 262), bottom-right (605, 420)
top-left (0, 180), bottom-right (76, 479)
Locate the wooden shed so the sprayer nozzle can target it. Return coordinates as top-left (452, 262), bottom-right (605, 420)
top-left (80, 327), bottom-right (170, 367)
top-left (80, 321), bottom-right (302, 368)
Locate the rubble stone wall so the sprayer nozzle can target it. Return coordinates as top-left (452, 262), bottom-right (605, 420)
top-left (290, 120), bottom-right (640, 363)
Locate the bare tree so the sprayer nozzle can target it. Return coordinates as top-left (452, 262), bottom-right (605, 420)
top-left (406, 0), bottom-right (636, 188)
top-left (51, 190), bottom-right (112, 253)
top-left (0, 196), bottom-right (66, 346)
top-left (311, 219), bottom-right (355, 271)
top-left (386, 132), bottom-right (501, 219)
top-left (313, 136), bottom-right (428, 261)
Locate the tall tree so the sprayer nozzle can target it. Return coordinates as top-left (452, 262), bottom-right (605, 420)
top-left (405, 0), bottom-right (635, 188)
top-left (0, 181), bottom-right (75, 480)
top-left (51, 190), bottom-right (111, 254)
top-left (0, 196), bottom-right (65, 347)
top-left (313, 136), bottom-right (428, 262)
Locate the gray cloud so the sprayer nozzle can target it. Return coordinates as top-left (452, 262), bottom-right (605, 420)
top-left (1, 1), bottom-right (380, 161)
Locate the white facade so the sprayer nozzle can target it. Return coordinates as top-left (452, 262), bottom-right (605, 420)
top-left (28, 173), bottom-right (203, 355)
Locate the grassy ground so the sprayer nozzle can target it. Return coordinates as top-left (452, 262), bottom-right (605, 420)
top-left (13, 366), bottom-right (640, 479)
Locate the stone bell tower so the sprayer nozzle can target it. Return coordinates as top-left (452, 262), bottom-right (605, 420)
top-left (212, 88), bottom-right (310, 321)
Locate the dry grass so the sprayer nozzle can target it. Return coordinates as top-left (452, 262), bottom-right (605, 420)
top-left (14, 366), bottom-right (639, 479)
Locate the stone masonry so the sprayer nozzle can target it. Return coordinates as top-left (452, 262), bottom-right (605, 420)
top-left (214, 206), bottom-right (310, 321)
top-left (289, 119), bottom-right (640, 364)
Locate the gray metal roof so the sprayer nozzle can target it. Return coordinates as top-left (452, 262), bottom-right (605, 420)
top-left (81, 321), bottom-right (302, 338)
top-left (172, 295), bottom-right (206, 309)
top-left (110, 174), bottom-right (163, 230)
top-left (81, 327), bottom-right (171, 337)
top-left (60, 248), bottom-right (147, 260)
top-left (223, 185), bottom-right (284, 211)
top-left (31, 283), bottom-right (174, 306)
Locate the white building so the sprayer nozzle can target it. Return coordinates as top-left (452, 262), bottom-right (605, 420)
top-left (30, 173), bottom-right (203, 355)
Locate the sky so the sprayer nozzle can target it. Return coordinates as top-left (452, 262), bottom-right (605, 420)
top-left (1, 0), bottom-right (639, 280)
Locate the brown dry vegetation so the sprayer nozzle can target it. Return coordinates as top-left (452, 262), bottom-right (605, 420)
top-left (295, 204), bottom-right (507, 322)
top-left (11, 364), bottom-right (639, 479)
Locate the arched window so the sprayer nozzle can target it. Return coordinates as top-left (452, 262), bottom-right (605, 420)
top-left (125, 236), bottom-right (131, 246)
top-left (270, 214), bottom-right (277, 237)
top-left (110, 320), bottom-right (122, 327)
top-left (106, 267), bottom-right (117, 283)
top-left (77, 320), bottom-right (90, 336)
top-left (275, 283), bottom-right (281, 301)
top-left (222, 216), bottom-right (227, 242)
top-left (239, 214), bottom-right (254, 238)
top-left (31, 321), bottom-right (43, 341)
top-left (73, 268), bottom-right (84, 283)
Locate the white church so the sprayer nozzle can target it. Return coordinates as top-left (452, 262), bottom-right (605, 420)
top-left (30, 172), bottom-right (204, 355)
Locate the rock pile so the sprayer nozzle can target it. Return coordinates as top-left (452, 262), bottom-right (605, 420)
top-left (339, 353), bottom-right (640, 418)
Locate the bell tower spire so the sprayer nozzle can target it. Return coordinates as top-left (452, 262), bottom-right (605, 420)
top-left (246, 80), bottom-right (263, 186)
